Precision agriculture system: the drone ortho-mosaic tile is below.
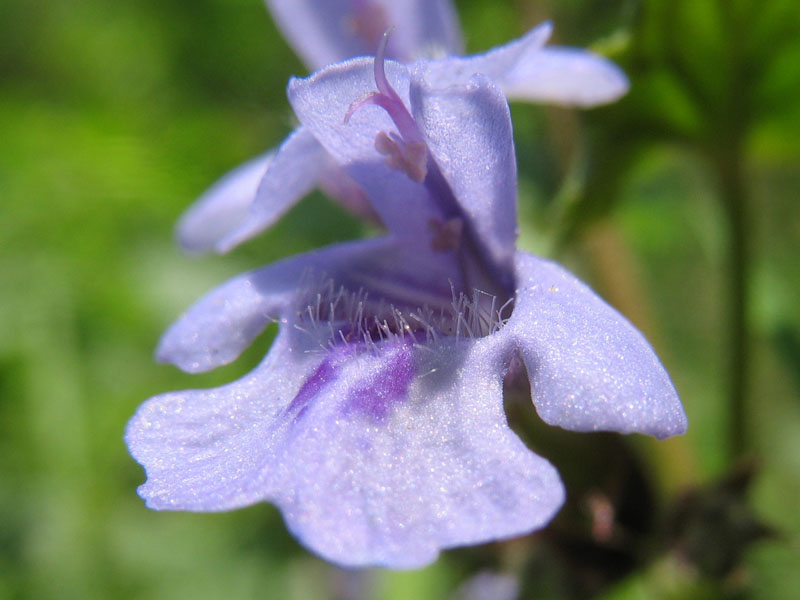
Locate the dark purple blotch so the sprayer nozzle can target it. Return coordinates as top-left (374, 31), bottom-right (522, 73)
top-left (286, 358), bottom-right (338, 420)
top-left (343, 344), bottom-right (416, 423)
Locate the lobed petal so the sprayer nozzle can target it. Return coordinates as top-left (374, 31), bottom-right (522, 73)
top-left (131, 326), bottom-right (564, 568)
top-left (274, 336), bottom-right (563, 568)
top-left (415, 22), bottom-right (628, 107)
top-left (410, 73), bottom-right (518, 287)
top-left (266, 0), bottom-right (463, 71)
top-left (177, 152), bottom-right (273, 254)
top-left (413, 23), bottom-right (552, 91)
top-left (157, 237), bottom-right (458, 373)
top-left (127, 328), bottom-right (321, 511)
top-left (179, 126), bottom-right (384, 255)
top-left (509, 251), bottom-right (687, 439)
top-left (499, 47), bottom-right (629, 107)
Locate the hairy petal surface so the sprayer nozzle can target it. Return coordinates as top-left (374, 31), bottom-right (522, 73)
top-left (508, 251), bottom-right (687, 439)
top-left (129, 328), bottom-right (564, 568)
top-left (177, 152), bottom-right (273, 253)
top-left (266, 0), bottom-right (463, 71)
top-left (411, 73), bottom-right (517, 284)
top-left (415, 22), bottom-right (628, 107)
top-left (156, 237), bottom-right (456, 373)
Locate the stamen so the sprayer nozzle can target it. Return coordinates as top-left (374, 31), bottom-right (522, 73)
top-left (343, 29), bottom-right (427, 153)
top-left (374, 131), bottom-right (427, 182)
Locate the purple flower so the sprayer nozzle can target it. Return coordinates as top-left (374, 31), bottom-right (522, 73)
top-left (265, 0), bottom-right (464, 70)
top-left (126, 46), bottom-right (687, 569)
top-left (178, 2), bottom-right (629, 254)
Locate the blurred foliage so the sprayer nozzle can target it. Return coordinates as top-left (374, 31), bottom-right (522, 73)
top-left (1, 0), bottom-right (799, 598)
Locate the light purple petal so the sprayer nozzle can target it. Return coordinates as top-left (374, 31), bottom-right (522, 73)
top-left (127, 327), bottom-right (320, 511)
top-left (318, 161), bottom-right (383, 225)
top-left (130, 329), bottom-right (564, 568)
top-left (265, 0), bottom-right (463, 71)
top-left (413, 22), bottom-right (551, 91)
top-left (216, 127), bottom-right (329, 252)
top-left (157, 237), bottom-right (458, 373)
top-left (177, 152), bottom-right (272, 254)
top-left (508, 251), bottom-right (687, 439)
top-left (379, 0), bottom-right (463, 61)
top-left (288, 58), bottom-right (446, 243)
top-left (415, 22), bottom-right (628, 107)
top-left (266, 0), bottom-right (373, 70)
top-left (392, 0), bottom-right (463, 59)
top-left (410, 72), bottom-right (517, 283)
top-left (500, 47), bottom-right (629, 107)
top-left (276, 338), bottom-right (563, 568)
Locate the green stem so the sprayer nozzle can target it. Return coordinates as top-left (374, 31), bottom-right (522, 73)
top-left (714, 142), bottom-right (749, 461)
top-left (713, 0), bottom-right (753, 463)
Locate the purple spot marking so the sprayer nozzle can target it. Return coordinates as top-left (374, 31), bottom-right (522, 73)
top-left (286, 358), bottom-right (338, 420)
top-left (343, 345), bottom-right (416, 423)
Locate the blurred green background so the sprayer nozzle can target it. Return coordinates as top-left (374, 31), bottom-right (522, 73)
top-left (1, 0), bottom-right (798, 598)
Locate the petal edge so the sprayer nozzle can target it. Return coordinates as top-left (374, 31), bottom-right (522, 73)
top-left (509, 251), bottom-right (687, 439)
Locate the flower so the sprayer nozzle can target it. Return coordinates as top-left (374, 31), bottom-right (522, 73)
top-left (178, 1), bottom-right (629, 255)
top-left (125, 44), bottom-right (687, 569)
top-left (265, 0), bottom-right (464, 69)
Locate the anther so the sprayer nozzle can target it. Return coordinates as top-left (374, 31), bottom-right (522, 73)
top-left (374, 131), bottom-right (427, 182)
top-left (428, 217), bottom-right (464, 252)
